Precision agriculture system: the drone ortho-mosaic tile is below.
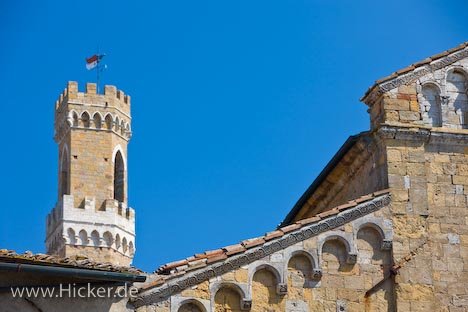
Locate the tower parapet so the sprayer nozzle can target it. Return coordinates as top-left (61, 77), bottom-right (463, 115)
top-left (46, 81), bottom-right (135, 266)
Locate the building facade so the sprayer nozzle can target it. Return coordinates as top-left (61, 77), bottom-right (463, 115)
top-left (1, 42), bottom-right (467, 312)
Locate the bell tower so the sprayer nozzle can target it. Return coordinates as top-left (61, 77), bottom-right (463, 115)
top-left (46, 81), bottom-right (135, 266)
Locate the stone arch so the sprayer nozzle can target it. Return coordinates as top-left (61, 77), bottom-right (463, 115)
top-left (115, 234), bottom-right (121, 250)
top-left (69, 110), bottom-right (79, 127)
top-left (113, 150), bottom-right (125, 202)
top-left (249, 262), bottom-right (283, 284)
top-left (90, 230), bottom-right (100, 246)
top-left (356, 226), bottom-right (394, 310)
top-left (420, 82), bottom-right (442, 127)
top-left (104, 113), bottom-right (113, 130)
top-left (93, 112), bottom-right (103, 129)
top-left (446, 68), bottom-right (468, 128)
top-left (251, 267), bottom-right (284, 311)
top-left (122, 237), bottom-right (128, 254)
top-left (214, 284), bottom-right (244, 312)
top-left (59, 144), bottom-right (70, 197)
top-left (287, 252), bottom-right (316, 290)
top-left (80, 111), bottom-right (90, 128)
top-left (319, 232), bottom-right (356, 272)
top-left (79, 230), bottom-right (88, 245)
top-left (67, 228), bottom-right (76, 245)
top-left (103, 231), bottom-right (113, 247)
top-left (177, 299), bottom-right (207, 312)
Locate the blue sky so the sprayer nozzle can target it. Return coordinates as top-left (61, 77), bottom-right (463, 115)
top-left (0, 1), bottom-right (466, 271)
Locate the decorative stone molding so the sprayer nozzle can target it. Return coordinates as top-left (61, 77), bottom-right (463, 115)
top-left (346, 253), bottom-right (357, 264)
top-left (312, 269), bottom-right (323, 280)
top-left (276, 283), bottom-right (288, 296)
top-left (133, 194), bottom-right (391, 307)
top-left (381, 239), bottom-right (393, 251)
top-left (240, 299), bottom-right (252, 310)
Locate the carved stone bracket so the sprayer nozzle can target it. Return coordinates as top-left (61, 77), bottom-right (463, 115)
top-left (240, 299), bottom-right (252, 310)
top-left (276, 283), bottom-right (288, 296)
top-left (346, 253), bottom-right (357, 264)
top-left (312, 269), bottom-right (323, 280)
top-left (381, 239), bottom-right (393, 251)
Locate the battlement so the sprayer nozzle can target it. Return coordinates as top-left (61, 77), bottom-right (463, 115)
top-left (46, 194), bottom-right (136, 265)
top-left (55, 81), bottom-right (131, 113)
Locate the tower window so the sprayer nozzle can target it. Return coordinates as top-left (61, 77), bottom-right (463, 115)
top-left (421, 84), bottom-right (442, 127)
top-left (60, 147), bottom-right (70, 197)
top-left (114, 151), bottom-right (125, 202)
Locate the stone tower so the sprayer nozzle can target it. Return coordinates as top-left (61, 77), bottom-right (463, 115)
top-left (46, 81), bottom-right (135, 266)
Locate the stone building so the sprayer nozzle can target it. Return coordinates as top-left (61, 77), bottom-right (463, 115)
top-left (1, 42), bottom-right (468, 312)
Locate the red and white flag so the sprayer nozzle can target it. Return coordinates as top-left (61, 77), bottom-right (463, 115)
top-left (86, 54), bottom-right (104, 70)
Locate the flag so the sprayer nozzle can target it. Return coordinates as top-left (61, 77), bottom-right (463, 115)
top-left (86, 54), bottom-right (104, 70)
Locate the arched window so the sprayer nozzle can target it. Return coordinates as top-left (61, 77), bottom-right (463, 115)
top-left (93, 113), bottom-right (102, 129)
top-left (421, 84), bottom-right (442, 127)
top-left (114, 151), bottom-right (125, 202)
top-left (81, 112), bottom-right (90, 128)
top-left (91, 230), bottom-right (100, 246)
top-left (72, 111), bottom-right (79, 127)
top-left (122, 237), bottom-right (128, 254)
top-left (447, 70), bottom-right (468, 128)
top-left (60, 146), bottom-right (70, 197)
top-left (67, 228), bottom-right (76, 245)
top-left (105, 114), bottom-right (113, 130)
top-left (103, 231), bottom-right (113, 247)
top-left (115, 234), bottom-right (121, 250)
top-left (79, 230), bottom-right (88, 245)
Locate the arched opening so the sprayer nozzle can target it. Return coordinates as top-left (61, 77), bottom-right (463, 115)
top-left (67, 228), bottom-right (76, 245)
top-left (252, 268), bottom-right (283, 310)
top-left (287, 253), bottom-right (314, 289)
top-left (421, 84), bottom-right (442, 127)
top-left (81, 111), bottom-right (90, 128)
top-left (72, 111), bottom-right (79, 127)
top-left (120, 120), bottom-right (126, 135)
top-left (321, 238), bottom-right (353, 272)
top-left (91, 230), bottom-right (100, 246)
top-left (214, 287), bottom-right (242, 312)
top-left (115, 234), bottom-right (121, 250)
top-left (447, 70), bottom-right (468, 128)
top-left (60, 146), bottom-right (70, 197)
top-left (105, 114), bottom-right (113, 130)
top-left (113, 151), bottom-right (125, 202)
top-left (178, 300), bottom-right (206, 312)
top-left (103, 231), bottom-right (113, 247)
top-left (93, 113), bottom-right (102, 129)
top-left (129, 241), bottom-right (135, 257)
top-left (122, 237), bottom-right (128, 254)
top-left (357, 227), bottom-right (394, 311)
top-left (79, 230), bottom-right (88, 245)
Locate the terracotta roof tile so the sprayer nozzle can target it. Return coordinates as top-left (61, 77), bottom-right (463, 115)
top-left (241, 237), bottom-right (265, 249)
top-left (154, 189), bottom-right (391, 277)
top-left (0, 249), bottom-right (141, 274)
top-left (223, 244), bottom-right (246, 256)
top-left (263, 230), bottom-right (284, 241)
top-left (279, 223), bottom-right (301, 234)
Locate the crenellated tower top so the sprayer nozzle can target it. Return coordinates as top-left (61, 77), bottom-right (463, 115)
top-left (46, 81), bottom-right (136, 266)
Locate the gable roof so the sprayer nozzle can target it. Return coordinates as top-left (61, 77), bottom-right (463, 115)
top-left (137, 189), bottom-right (390, 300)
top-left (361, 41), bottom-right (468, 104)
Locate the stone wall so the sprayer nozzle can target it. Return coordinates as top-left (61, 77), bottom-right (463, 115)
top-left (292, 136), bottom-right (388, 222)
top-left (135, 201), bottom-right (394, 312)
